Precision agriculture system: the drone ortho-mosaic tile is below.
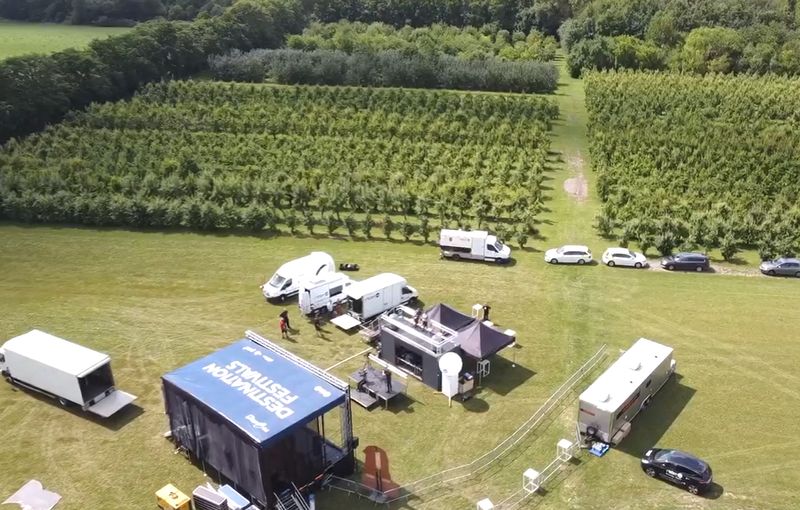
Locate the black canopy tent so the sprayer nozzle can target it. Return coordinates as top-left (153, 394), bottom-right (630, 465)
top-left (425, 303), bottom-right (475, 331)
top-left (456, 320), bottom-right (515, 360)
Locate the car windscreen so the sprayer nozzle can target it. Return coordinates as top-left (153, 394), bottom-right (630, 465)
top-left (269, 274), bottom-right (286, 287)
top-left (494, 241), bottom-right (504, 251)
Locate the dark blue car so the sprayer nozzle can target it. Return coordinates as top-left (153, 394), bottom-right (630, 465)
top-left (641, 448), bottom-right (713, 495)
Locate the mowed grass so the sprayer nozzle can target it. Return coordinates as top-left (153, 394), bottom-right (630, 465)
top-left (0, 20), bottom-right (130, 59)
top-left (0, 224), bottom-right (799, 510)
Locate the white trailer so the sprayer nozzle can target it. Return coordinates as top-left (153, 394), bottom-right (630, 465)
top-left (298, 272), bottom-right (353, 315)
top-left (439, 229), bottom-right (511, 263)
top-left (261, 251), bottom-right (335, 301)
top-left (0, 330), bottom-right (137, 418)
top-left (331, 273), bottom-right (418, 328)
top-left (578, 338), bottom-right (676, 444)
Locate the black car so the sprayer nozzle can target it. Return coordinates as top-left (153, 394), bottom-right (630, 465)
top-left (640, 448), bottom-right (713, 495)
top-left (660, 252), bottom-right (710, 272)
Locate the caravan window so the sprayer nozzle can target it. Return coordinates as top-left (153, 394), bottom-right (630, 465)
top-left (330, 285), bottom-right (343, 297)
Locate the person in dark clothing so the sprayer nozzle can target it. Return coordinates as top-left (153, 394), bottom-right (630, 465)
top-left (413, 308), bottom-right (423, 327)
top-left (383, 368), bottom-right (393, 393)
top-left (357, 369), bottom-right (368, 392)
top-left (482, 304), bottom-right (491, 321)
top-left (313, 312), bottom-right (323, 337)
top-left (279, 309), bottom-right (291, 330)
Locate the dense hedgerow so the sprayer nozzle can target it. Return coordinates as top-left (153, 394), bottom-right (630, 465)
top-left (209, 48), bottom-right (558, 93)
top-left (286, 21), bottom-right (559, 61)
top-left (586, 70), bottom-right (800, 258)
top-left (0, 81), bottom-right (558, 236)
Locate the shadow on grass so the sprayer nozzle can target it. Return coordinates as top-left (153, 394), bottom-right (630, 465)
top-left (462, 396), bottom-right (490, 413)
top-left (8, 383), bottom-right (144, 431)
top-left (480, 356), bottom-right (536, 397)
top-left (616, 374), bottom-right (696, 458)
top-left (441, 256), bottom-right (518, 268)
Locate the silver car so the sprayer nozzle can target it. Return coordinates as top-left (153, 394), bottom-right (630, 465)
top-left (760, 258), bottom-right (800, 277)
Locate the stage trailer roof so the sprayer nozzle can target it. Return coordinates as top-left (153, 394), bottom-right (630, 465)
top-left (162, 339), bottom-right (346, 445)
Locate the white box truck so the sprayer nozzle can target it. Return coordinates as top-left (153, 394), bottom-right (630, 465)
top-left (331, 273), bottom-right (418, 328)
top-left (298, 272), bottom-right (353, 315)
top-left (0, 330), bottom-right (137, 418)
top-left (261, 251), bottom-right (335, 301)
top-left (439, 229), bottom-right (511, 263)
top-left (578, 338), bottom-right (676, 444)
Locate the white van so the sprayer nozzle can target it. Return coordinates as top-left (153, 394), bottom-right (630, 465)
top-left (261, 252), bottom-right (335, 301)
top-left (298, 272), bottom-right (353, 315)
top-left (439, 229), bottom-right (511, 263)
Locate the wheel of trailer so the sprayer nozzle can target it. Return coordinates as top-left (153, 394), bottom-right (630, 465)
top-left (696, 266), bottom-right (704, 272)
top-left (578, 259), bottom-right (586, 265)
top-left (634, 262), bottom-right (642, 268)
top-left (687, 484), bottom-right (699, 495)
top-left (607, 260), bottom-right (615, 267)
top-left (550, 259), bottom-right (558, 264)
top-left (645, 467), bottom-right (656, 477)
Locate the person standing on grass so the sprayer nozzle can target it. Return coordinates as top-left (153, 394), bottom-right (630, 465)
top-left (280, 308), bottom-right (291, 330)
top-left (313, 312), bottom-right (323, 337)
top-left (280, 316), bottom-right (289, 339)
top-left (482, 304), bottom-right (491, 322)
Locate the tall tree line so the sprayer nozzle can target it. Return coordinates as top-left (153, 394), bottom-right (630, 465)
top-left (0, 0), bottom-right (306, 143)
top-left (0, 0), bottom-right (233, 25)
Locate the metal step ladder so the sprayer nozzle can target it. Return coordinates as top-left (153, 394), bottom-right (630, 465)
top-left (275, 484), bottom-right (309, 510)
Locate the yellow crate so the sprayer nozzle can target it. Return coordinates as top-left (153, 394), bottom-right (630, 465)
top-left (155, 484), bottom-right (191, 510)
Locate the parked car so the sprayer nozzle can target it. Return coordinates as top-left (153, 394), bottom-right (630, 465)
top-left (759, 258), bottom-right (800, 277)
top-left (640, 448), bottom-right (713, 495)
top-left (602, 247), bottom-right (648, 268)
top-left (544, 245), bottom-right (592, 265)
top-left (660, 252), bottom-right (709, 272)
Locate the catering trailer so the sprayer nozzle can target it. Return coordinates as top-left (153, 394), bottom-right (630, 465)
top-left (578, 338), bottom-right (676, 444)
top-left (298, 272), bottom-right (353, 315)
top-left (0, 329), bottom-right (137, 417)
top-left (332, 273), bottom-right (418, 329)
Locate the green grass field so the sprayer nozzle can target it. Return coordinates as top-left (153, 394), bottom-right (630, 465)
top-left (0, 20), bottom-right (130, 59)
top-left (1, 58), bottom-right (799, 510)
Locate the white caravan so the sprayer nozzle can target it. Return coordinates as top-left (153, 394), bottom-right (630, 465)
top-left (439, 229), bottom-right (511, 263)
top-left (578, 338), bottom-right (676, 444)
top-left (298, 272), bottom-right (353, 315)
top-left (0, 330), bottom-right (137, 418)
top-left (331, 273), bottom-right (418, 329)
top-left (261, 251), bottom-right (335, 301)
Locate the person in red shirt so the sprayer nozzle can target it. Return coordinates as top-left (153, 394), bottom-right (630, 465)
top-left (279, 317), bottom-right (289, 339)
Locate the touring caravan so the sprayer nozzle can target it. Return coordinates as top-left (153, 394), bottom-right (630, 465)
top-left (0, 330), bottom-right (137, 418)
top-left (261, 252), bottom-right (335, 301)
top-left (439, 229), bottom-right (511, 263)
top-left (578, 338), bottom-right (676, 444)
top-left (298, 272), bottom-right (353, 315)
top-left (331, 273), bottom-right (418, 329)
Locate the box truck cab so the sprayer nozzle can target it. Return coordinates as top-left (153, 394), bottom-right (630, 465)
top-left (298, 272), bottom-right (353, 315)
top-left (261, 252), bottom-right (335, 301)
top-left (1, 330), bottom-right (137, 418)
top-left (439, 229), bottom-right (511, 263)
